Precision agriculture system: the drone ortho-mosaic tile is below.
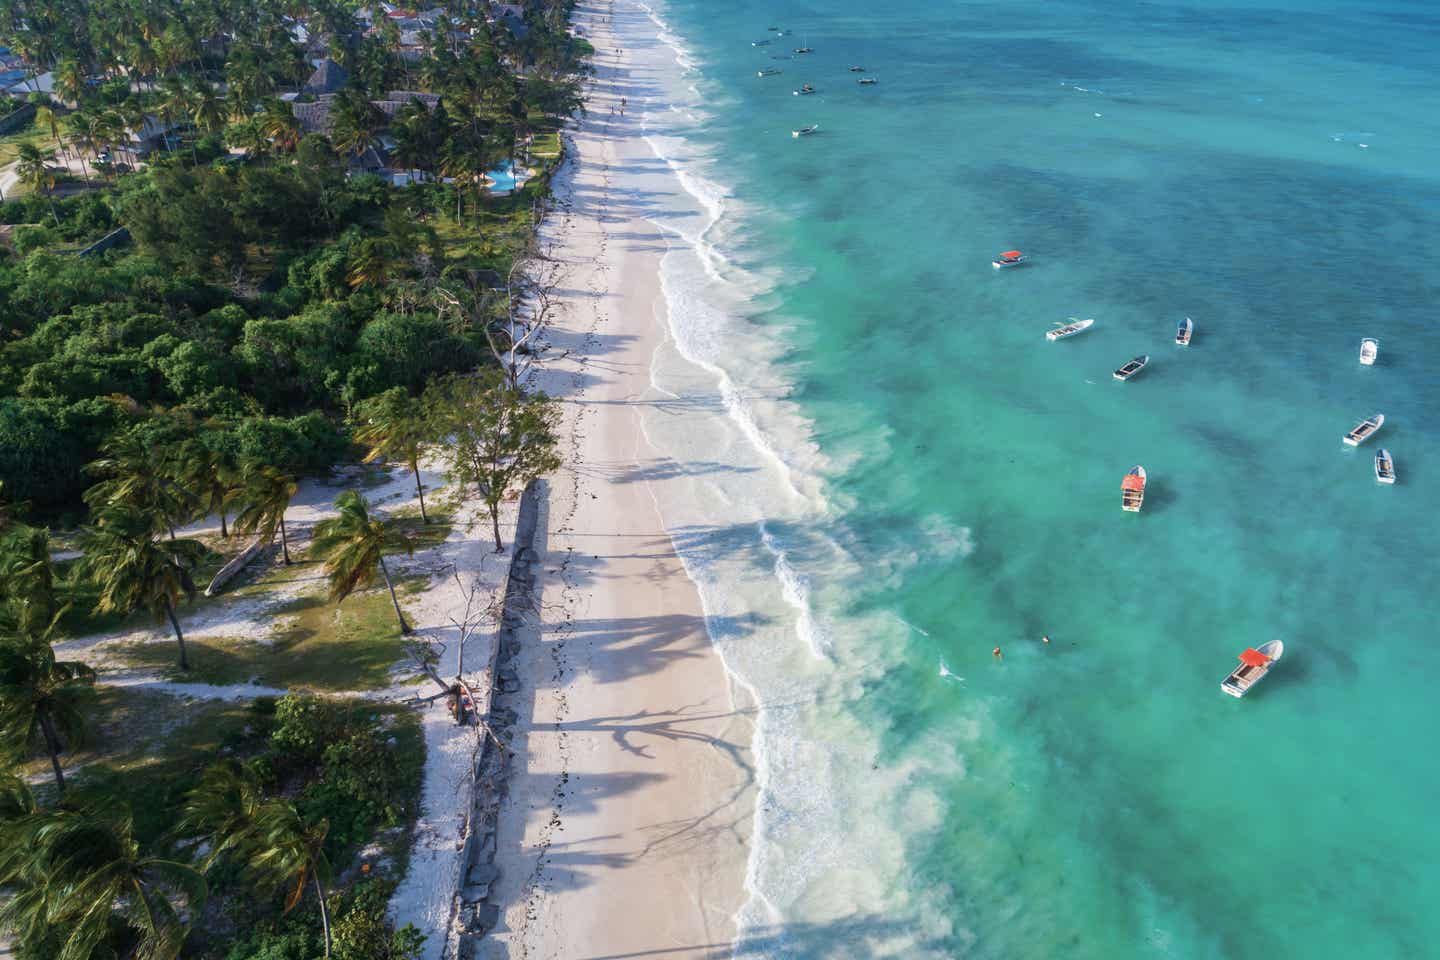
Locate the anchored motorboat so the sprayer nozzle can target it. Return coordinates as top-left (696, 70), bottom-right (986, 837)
top-left (757, 68), bottom-right (782, 77)
top-left (1375, 448), bottom-right (1396, 484)
top-left (1359, 337), bottom-right (1378, 365)
top-left (1121, 465), bottom-right (1146, 512)
top-left (992, 250), bottom-right (1026, 269)
top-left (1343, 413), bottom-right (1383, 446)
top-left (1176, 317), bottom-right (1193, 346)
top-left (1221, 640), bottom-right (1284, 698)
top-left (858, 77), bottom-right (878, 85)
top-left (794, 84), bottom-right (815, 95)
top-left (792, 124), bottom-right (819, 138)
top-left (1113, 355), bottom-right (1149, 381)
top-left (1046, 317), bottom-right (1094, 341)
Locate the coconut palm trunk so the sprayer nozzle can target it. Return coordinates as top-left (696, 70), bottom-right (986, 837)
top-left (279, 516), bottom-right (292, 564)
top-left (313, 873), bottom-right (332, 958)
top-left (377, 556), bottom-right (411, 635)
top-left (165, 598), bottom-right (190, 670)
top-left (38, 712), bottom-right (67, 796)
top-left (410, 458), bottom-right (428, 524)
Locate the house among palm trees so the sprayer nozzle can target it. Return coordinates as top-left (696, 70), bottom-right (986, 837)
top-left (127, 115), bottom-right (188, 158)
top-left (303, 59), bottom-right (349, 97)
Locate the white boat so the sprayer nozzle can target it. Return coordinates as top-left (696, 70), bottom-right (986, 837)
top-left (992, 249), bottom-right (1026, 269)
top-left (858, 77), bottom-right (878, 85)
top-left (1221, 639), bottom-right (1284, 698)
top-left (1343, 413), bottom-right (1383, 446)
top-left (1046, 317), bottom-right (1094, 341)
top-left (1121, 465), bottom-right (1146, 512)
top-left (757, 68), bottom-right (782, 77)
top-left (793, 84), bottom-right (815, 96)
top-left (849, 65), bottom-right (866, 72)
top-left (752, 39), bottom-right (772, 46)
top-left (792, 124), bottom-right (819, 138)
top-left (793, 46), bottom-right (813, 54)
top-left (1113, 355), bottom-right (1149, 381)
top-left (1375, 448), bottom-right (1395, 484)
top-left (1176, 317), bottom-right (1193, 346)
top-left (1359, 337), bottom-right (1378, 365)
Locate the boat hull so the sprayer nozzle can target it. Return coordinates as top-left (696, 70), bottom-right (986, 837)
top-left (1221, 639), bottom-right (1284, 697)
top-left (1375, 449), bottom-right (1396, 484)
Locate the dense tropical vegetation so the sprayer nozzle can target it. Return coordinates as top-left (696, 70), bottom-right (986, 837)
top-left (0, 0), bottom-right (584, 953)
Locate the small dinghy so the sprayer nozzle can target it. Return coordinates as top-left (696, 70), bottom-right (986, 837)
top-left (793, 46), bottom-right (813, 54)
top-left (1359, 337), bottom-right (1378, 365)
top-left (858, 77), bottom-right (878, 85)
top-left (793, 84), bottom-right (815, 95)
top-left (1375, 448), bottom-right (1396, 484)
top-left (752, 39), bottom-right (772, 46)
top-left (792, 124), bottom-right (819, 138)
top-left (992, 250), bottom-right (1026, 269)
top-left (1113, 355), bottom-right (1149, 381)
top-left (1221, 640), bottom-right (1283, 698)
top-left (849, 65), bottom-right (867, 72)
top-left (1343, 413), bottom-right (1383, 446)
top-left (1121, 465), bottom-right (1146, 512)
top-left (1176, 317), bottom-right (1193, 346)
top-left (1046, 317), bottom-right (1094, 341)
top-left (757, 68), bottom-right (782, 77)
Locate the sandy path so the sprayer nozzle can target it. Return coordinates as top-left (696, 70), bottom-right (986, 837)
top-left (483, 3), bottom-right (755, 958)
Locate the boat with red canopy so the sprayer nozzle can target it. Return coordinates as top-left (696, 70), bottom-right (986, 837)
top-left (1121, 465), bottom-right (1146, 512)
top-left (992, 250), bottom-right (1027, 269)
top-left (1221, 639), bottom-right (1284, 698)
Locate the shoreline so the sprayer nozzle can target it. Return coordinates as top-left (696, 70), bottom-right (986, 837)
top-left (483, 2), bottom-right (757, 957)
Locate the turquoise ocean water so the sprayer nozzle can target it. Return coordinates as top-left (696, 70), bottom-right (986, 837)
top-left (617, 1), bottom-right (1440, 956)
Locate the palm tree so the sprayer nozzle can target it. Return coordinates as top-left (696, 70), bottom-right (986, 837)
top-left (0, 615), bottom-right (94, 797)
top-left (328, 89), bottom-right (385, 162)
top-left (0, 524), bottom-right (58, 629)
top-left (189, 80), bottom-right (227, 148)
top-left (84, 430), bottom-right (193, 539)
top-left (353, 388), bottom-right (433, 524)
top-left (172, 438), bottom-right (239, 538)
top-left (232, 466), bottom-right (298, 565)
top-left (0, 807), bottom-right (204, 960)
top-left (250, 801), bottom-right (334, 958)
top-left (346, 237), bottom-right (393, 290)
top-left (175, 759), bottom-right (266, 872)
top-left (79, 506), bottom-right (205, 671)
top-left (13, 143), bottom-right (59, 224)
top-left (311, 491), bottom-right (413, 635)
top-left (178, 764), bottom-right (333, 956)
top-left (259, 97), bottom-right (302, 153)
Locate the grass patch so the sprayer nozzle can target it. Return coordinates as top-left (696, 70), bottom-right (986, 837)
top-left (117, 575), bottom-right (428, 692)
top-left (530, 131), bottom-right (561, 159)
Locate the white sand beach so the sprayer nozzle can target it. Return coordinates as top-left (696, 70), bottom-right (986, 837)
top-left (483, 2), bottom-right (756, 957)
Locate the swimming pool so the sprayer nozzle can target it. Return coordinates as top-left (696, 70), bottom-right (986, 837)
top-left (485, 160), bottom-right (528, 194)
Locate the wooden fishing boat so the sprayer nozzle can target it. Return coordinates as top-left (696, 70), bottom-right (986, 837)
top-left (1221, 639), bottom-right (1284, 698)
top-left (1343, 413), bottom-right (1383, 446)
top-left (992, 249), bottom-right (1026, 269)
top-left (1375, 448), bottom-right (1396, 484)
top-left (1359, 337), bottom-right (1378, 365)
top-left (1046, 317), bottom-right (1094, 341)
top-left (1113, 355), bottom-right (1149, 381)
top-left (792, 124), bottom-right (819, 138)
top-left (1176, 317), bottom-right (1193, 346)
top-left (1121, 465), bottom-right (1146, 512)
top-left (757, 68), bottom-right (782, 78)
